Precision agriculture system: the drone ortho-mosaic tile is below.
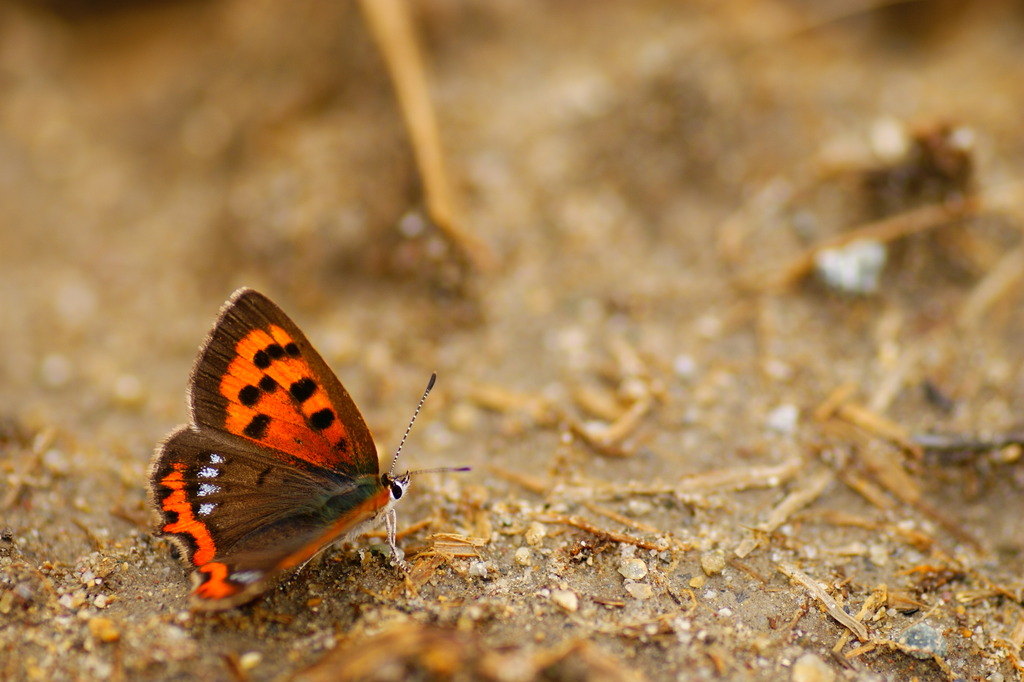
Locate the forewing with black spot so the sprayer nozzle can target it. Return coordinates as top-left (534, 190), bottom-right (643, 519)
top-left (187, 288), bottom-right (379, 477)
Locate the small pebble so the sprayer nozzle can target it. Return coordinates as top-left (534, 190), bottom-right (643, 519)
top-left (550, 589), bottom-right (579, 612)
top-left (88, 617), bottom-right (120, 643)
top-left (113, 374), bottom-right (144, 407)
top-left (524, 522), bottom-right (547, 546)
top-left (40, 354), bottom-right (72, 388)
top-left (869, 116), bottom-right (909, 161)
top-left (239, 652), bottom-right (262, 671)
top-left (700, 550), bottom-right (726, 576)
top-left (627, 499), bottom-right (652, 516)
top-left (791, 652), bottom-right (834, 682)
top-left (618, 558), bottom-right (648, 580)
top-left (673, 354), bottom-right (697, 379)
top-left (765, 404), bottom-right (799, 434)
top-left (815, 239), bottom-right (887, 295)
top-left (897, 622), bottom-right (947, 659)
top-left (93, 594), bottom-right (109, 609)
top-left (468, 561), bottom-right (489, 578)
top-left (868, 544), bottom-right (889, 567)
top-left (0, 591), bottom-right (14, 614)
top-left (43, 449), bottom-right (71, 476)
top-left (624, 582), bottom-right (653, 600)
top-left (514, 547), bottom-right (532, 566)
top-left (59, 592), bottom-right (86, 610)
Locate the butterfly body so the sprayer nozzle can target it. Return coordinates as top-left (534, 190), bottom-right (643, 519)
top-left (149, 288), bottom-right (409, 610)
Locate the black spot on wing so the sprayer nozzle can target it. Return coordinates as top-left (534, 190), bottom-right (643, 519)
top-left (259, 375), bottom-right (278, 393)
top-left (238, 385), bottom-right (260, 407)
top-left (253, 350), bottom-right (271, 369)
top-left (243, 413), bottom-right (271, 439)
top-left (289, 378), bottom-right (317, 403)
top-left (309, 409), bottom-right (335, 431)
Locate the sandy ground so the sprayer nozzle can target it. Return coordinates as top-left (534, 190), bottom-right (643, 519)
top-left (3, 1), bottom-right (1024, 680)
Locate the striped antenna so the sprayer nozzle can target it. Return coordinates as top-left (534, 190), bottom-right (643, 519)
top-left (388, 372), bottom-right (437, 475)
top-left (409, 466), bottom-right (472, 476)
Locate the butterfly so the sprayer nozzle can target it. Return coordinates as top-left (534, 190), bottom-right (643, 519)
top-left (149, 288), bottom-right (454, 610)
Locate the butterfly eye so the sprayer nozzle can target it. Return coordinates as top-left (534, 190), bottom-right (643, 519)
top-left (390, 481), bottom-right (404, 499)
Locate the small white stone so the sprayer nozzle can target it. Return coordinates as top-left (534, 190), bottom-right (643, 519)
top-left (617, 558), bottom-right (648, 580)
top-left (700, 550), bottom-right (727, 576)
top-left (627, 499), bottom-right (653, 516)
top-left (765, 404), bottom-right (799, 434)
top-left (624, 582), bottom-right (653, 600)
top-left (673, 354), bottom-right (697, 379)
top-left (791, 653), bottom-right (834, 682)
top-left (868, 544), bottom-right (890, 567)
top-left (239, 652), bottom-right (262, 671)
top-left (40, 354), bottom-right (73, 388)
top-left (815, 239), bottom-right (887, 295)
top-left (514, 547), bottom-right (532, 566)
top-left (524, 522), bottom-right (547, 546)
top-left (869, 117), bottom-right (909, 161)
top-left (113, 374), bottom-right (144, 406)
top-left (550, 589), bottom-right (579, 612)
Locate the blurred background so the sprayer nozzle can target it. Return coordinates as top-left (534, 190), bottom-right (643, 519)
top-left (2, 1), bottom-right (1024, 680)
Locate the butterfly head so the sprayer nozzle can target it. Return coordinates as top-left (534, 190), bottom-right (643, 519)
top-left (381, 471), bottom-right (411, 501)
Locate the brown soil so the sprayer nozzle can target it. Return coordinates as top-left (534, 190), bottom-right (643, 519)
top-left (2, 1), bottom-right (1024, 680)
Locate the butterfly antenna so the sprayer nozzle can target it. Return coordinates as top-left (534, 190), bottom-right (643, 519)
top-left (389, 372), bottom-right (436, 475)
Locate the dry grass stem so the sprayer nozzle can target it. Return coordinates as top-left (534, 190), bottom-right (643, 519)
top-left (756, 467), bottom-right (834, 533)
top-left (833, 402), bottom-right (922, 458)
top-left (776, 562), bottom-right (869, 642)
top-left (537, 513), bottom-right (671, 552)
top-left (570, 394), bottom-right (653, 457)
top-left (958, 245), bottom-right (1024, 327)
top-left (485, 464), bottom-right (550, 495)
top-left (751, 199), bottom-right (975, 292)
top-left (675, 458), bottom-right (803, 495)
top-left (837, 470), bottom-right (897, 511)
top-left (582, 501), bottom-right (666, 536)
top-left (468, 384), bottom-right (556, 424)
top-left (359, 0), bottom-right (495, 271)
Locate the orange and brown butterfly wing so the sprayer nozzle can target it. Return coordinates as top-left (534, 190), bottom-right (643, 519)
top-left (188, 288), bottom-right (380, 478)
top-left (150, 425), bottom-right (390, 609)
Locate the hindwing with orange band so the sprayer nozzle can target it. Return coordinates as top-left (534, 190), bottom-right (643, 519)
top-left (150, 424), bottom-right (392, 608)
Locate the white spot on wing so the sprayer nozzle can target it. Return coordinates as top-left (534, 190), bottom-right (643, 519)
top-left (198, 503), bottom-right (215, 516)
top-left (232, 570), bottom-right (262, 584)
top-left (198, 466), bottom-right (218, 478)
top-left (198, 483), bottom-right (219, 497)
top-left (209, 453), bottom-right (224, 464)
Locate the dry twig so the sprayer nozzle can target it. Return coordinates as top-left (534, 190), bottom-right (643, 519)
top-left (958, 245), bottom-right (1024, 327)
top-left (776, 562), bottom-right (869, 642)
top-left (359, 0), bottom-right (494, 271)
top-left (537, 513), bottom-right (671, 552)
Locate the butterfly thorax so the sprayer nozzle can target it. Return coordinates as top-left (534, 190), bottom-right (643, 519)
top-left (320, 475), bottom-right (395, 523)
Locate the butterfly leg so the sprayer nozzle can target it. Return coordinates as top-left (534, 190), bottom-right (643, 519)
top-left (384, 508), bottom-right (410, 572)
